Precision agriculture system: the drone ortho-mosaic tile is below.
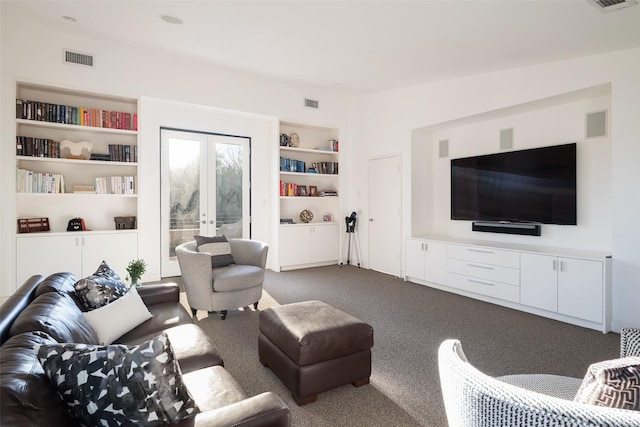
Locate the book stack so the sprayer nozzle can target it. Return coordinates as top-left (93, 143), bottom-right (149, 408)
top-left (16, 136), bottom-right (60, 158)
top-left (16, 99), bottom-right (137, 130)
top-left (320, 190), bottom-right (338, 197)
top-left (73, 185), bottom-right (96, 194)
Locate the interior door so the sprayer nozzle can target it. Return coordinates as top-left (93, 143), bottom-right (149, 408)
top-left (160, 129), bottom-right (250, 277)
top-left (368, 154), bottom-right (401, 276)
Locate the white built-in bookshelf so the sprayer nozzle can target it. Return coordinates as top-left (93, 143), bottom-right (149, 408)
top-left (14, 81), bottom-right (139, 285)
top-left (278, 121), bottom-right (341, 270)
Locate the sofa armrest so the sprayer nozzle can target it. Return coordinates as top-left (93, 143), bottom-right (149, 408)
top-left (621, 327), bottom-right (640, 357)
top-left (137, 283), bottom-right (180, 306)
top-left (194, 392), bottom-right (290, 427)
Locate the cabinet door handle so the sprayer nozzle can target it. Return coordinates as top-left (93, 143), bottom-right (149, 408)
top-left (467, 248), bottom-right (493, 254)
top-left (552, 260), bottom-right (557, 271)
top-left (424, 243), bottom-right (428, 251)
top-left (468, 278), bottom-right (494, 286)
top-left (560, 261), bottom-right (566, 272)
top-left (467, 263), bottom-right (493, 270)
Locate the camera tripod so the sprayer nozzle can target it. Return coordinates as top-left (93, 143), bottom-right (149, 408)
top-left (340, 212), bottom-right (361, 268)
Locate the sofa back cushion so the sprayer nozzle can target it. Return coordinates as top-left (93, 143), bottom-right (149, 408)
top-left (34, 272), bottom-right (77, 297)
top-left (0, 331), bottom-right (75, 426)
top-left (9, 292), bottom-right (98, 344)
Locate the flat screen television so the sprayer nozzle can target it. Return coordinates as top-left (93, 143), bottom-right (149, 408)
top-left (450, 143), bottom-right (577, 225)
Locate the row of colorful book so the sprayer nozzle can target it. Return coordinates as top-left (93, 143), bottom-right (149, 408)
top-left (16, 99), bottom-right (137, 130)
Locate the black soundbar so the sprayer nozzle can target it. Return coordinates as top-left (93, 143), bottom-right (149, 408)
top-left (472, 221), bottom-right (541, 236)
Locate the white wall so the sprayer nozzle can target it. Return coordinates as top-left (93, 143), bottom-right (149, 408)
top-left (0, 3), bottom-right (349, 294)
top-left (349, 48), bottom-right (640, 332)
top-left (418, 92), bottom-right (612, 250)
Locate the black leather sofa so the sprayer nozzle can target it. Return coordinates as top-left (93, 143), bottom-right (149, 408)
top-left (0, 272), bottom-right (291, 427)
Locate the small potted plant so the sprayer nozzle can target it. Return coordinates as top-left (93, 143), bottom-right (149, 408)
top-left (126, 258), bottom-right (147, 287)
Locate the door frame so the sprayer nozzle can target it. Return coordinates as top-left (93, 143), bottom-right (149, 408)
top-left (367, 153), bottom-right (402, 276)
top-left (160, 127), bottom-right (251, 278)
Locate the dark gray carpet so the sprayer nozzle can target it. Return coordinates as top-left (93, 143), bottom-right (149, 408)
top-left (188, 265), bottom-right (620, 426)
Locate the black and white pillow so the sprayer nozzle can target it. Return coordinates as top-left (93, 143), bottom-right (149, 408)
top-left (194, 235), bottom-right (234, 268)
top-left (574, 356), bottom-right (640, 411)
top-left (74, 260), bottom-right (128, 310)
top-left (36, 333), bottom-right (198, 426)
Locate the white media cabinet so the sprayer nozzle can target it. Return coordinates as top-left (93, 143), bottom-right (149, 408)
top-left (405, 236), bottom-right (611, 333)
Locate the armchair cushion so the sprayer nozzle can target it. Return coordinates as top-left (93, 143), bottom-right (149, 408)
top-left (195, 235), bottom-right (234, 268)
top-left (211, 264), bottom-right (265, 292)
top-left (36, 333), bottom-right (198, 426)
top-left (574, 356), bottom-right (640, 411)
top-left (74, 260), bottom-right (128, 310)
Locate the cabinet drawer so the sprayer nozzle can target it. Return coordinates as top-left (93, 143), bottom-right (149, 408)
top-left (446, 259), bottom-right (520, 286)
top-left (447, 244), bottom-right (520, 268)
top-left (447, 272), bottom-right (520, 303)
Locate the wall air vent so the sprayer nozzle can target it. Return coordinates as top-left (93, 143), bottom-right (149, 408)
top-left (589, 0), bottom-right (637, 12)
top-left (63, 50), bottom-right (94, 67)
top-left (304, 98), bottom-right (319, 109)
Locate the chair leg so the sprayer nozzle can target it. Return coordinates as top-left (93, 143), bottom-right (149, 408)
top-left (220, 310), bottom-right (228, 320)
top-left (253, 301), bottom-right (259, 310)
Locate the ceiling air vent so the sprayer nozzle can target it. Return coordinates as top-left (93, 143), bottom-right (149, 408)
top-left (304, 98), bottom-right (319, 109)
top-left (589, 0), bottom-right (637, 12)
top-left (64, 50), bottom-right (94, 67)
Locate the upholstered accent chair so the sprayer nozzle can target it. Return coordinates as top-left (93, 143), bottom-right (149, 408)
top-left (175, 239), bottom-right (268, 320)
top-left (438, 328), bottom-right (640, 427)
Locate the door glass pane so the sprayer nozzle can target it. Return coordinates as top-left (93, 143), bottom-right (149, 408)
top-left (168, 138), bottom-right (201, 257)
top-left (215, 143), bottom-right (243, 238)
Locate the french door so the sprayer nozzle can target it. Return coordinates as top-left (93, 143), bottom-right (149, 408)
top-left (160, 129), bottom-right (250, 277)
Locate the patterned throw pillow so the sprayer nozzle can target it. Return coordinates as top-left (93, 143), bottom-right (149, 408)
top-left (194, 235), bottom-right (234, 268)
top-left (574, 356), bottom-right (640, 411)
top-left (36, 333), bottom-right (198, 426)
top-left (74, 260), bottom-right (128, 310)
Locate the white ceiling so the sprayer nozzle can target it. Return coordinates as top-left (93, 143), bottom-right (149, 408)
top-left (7, 0), bottom-right (640, 94)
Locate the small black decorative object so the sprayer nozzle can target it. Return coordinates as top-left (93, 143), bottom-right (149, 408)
top-left (67, 217), bottom-right (84, 232)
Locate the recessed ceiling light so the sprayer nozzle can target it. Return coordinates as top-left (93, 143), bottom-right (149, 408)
top-left (62, 16), bottom-right (77, 22)
top-left (160, 15), bottom-right (183, 25)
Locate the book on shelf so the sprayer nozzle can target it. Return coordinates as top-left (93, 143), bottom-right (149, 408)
top-left (16, 98), bottom-right (136, 130)
top-left (320, 190), bottom-right (338, 197)
top-left (16, 136), bottom-right (60, 158)
top-left (279, 157), bottom-right (306, 173)
top-left (16, 168), bottom-right (65, 193)
top-left (107, 144), bottom-right (136, 162)
top-left (94, 176), bottom-right (136, 195)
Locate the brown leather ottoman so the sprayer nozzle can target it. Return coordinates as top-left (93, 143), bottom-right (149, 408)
top-left (258, 300), bottom-right (373, 405)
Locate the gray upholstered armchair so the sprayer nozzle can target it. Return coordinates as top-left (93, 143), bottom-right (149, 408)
top-left (175, 239), bottom-right (268, 320)
top-left (438, 328), bottom-right (640, 427)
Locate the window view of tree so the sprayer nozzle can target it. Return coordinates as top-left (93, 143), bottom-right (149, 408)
top-left (168, 140), bottom-right (200, 257)
top-left (216, 143), bottom-right (243, 237)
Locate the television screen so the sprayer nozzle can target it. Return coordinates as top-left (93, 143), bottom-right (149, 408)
top-left (451, 143), bottom-right (577, 225)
